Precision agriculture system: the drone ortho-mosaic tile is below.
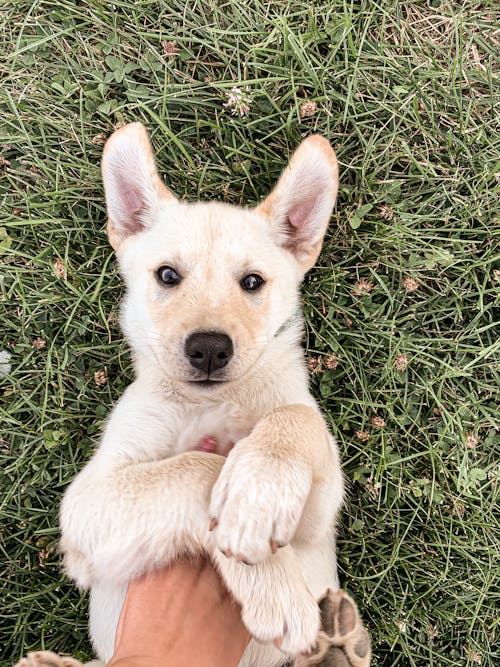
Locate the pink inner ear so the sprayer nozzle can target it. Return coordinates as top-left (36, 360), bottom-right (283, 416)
top-left (289, 201), bottom-right (314, 230)
top-left (285, 200), bottom-right (316, 251)
top-left (119, 182), bottom-right (145, 234)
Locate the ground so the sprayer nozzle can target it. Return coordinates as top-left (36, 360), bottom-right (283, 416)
top-left (0, 1), bottom-right (498, 665)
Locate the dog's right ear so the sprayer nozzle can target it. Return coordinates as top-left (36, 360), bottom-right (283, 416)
top-left (102, 122), bottom-right (177, 250)
top-left (254, 135), bottom-right (338, 273)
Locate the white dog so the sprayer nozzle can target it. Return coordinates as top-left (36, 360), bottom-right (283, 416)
top-left (16, 124), bottom-right (370, 667)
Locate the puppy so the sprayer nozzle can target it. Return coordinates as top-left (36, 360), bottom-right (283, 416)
top-left (16, 124), bottom-right (370, 667)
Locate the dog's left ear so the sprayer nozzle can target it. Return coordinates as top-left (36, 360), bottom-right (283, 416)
top-left (102, 122), bottom-right (177, 251)
top-left (255, 135), bottom-right (339, 272)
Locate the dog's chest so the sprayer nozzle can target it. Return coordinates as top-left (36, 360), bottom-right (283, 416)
top-left (172, 402), bottom-right (257, 457)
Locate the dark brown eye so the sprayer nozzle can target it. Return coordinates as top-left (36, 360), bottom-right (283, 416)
top-left (240, 273), bottom-right (265, 292)
top-left (157, 266), bottom-right (181, 286)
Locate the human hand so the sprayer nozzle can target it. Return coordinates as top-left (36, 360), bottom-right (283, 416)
top-left (107, 558), bottom-right (250, 667)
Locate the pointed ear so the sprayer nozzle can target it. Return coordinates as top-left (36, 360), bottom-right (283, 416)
top-left (101, 122), bottom-right (177, 250)
top-left (255, 135), bottom-right (339, 272)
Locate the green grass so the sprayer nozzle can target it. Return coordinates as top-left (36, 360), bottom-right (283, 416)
top-left (1, 0), bottom-right (499, 665)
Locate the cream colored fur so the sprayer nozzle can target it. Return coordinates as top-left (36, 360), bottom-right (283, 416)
top-left (58, 123), bottom-right (347, 666)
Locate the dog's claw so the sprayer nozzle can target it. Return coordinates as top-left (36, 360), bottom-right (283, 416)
top-left (302, 642), bottom-right (320, 658)
top-left (235, 552), bottom-right (253, 565)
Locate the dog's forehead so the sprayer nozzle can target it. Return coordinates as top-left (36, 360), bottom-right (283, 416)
top-left (146, 200), bottom-right (276, 266)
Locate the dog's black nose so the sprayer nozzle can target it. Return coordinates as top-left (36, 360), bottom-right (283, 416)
top-left (185, 332), bottom-right (233, 373)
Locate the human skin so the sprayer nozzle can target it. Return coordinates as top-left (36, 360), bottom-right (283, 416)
top-left (107, 558), bottom-right (251, 667)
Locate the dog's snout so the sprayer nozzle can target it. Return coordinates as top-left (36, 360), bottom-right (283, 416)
top-left (185, 332), bottom-right (233, 373)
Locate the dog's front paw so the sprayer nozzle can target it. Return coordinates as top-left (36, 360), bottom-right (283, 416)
top-left (244, 581), bottom-right (320, 656)
top-left (14, 651), bottom-right (83, 667)
top-left (209, 441), bottom-right (312, 563)
top-left (294, 590), bottom-right (371, 667)
top-left (214, 549), bottom-right (320, 656)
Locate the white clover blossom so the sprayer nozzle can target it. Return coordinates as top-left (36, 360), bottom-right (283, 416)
top-left (223, 86), bottom-right (251, 116)
top-left (0, 350), bottom-right (12, 378)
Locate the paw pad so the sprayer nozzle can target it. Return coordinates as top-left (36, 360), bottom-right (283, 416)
top-left (294, 590), bottom-right (371, 666)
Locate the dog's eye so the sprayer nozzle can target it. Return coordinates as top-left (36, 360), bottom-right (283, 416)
top-left (240, 274), bottom-right (265, 292)
top-left (157, 266), bottom-right (182, 287)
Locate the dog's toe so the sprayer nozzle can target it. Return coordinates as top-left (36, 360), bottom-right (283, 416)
top-left (14, 652), bottom-right (83, 667)
top-left (353, 627), bottom-right (370, 659)
top-left (318, 591), bottom-right (335, 636)
top-left (337, 594), bottom-right (357, 636)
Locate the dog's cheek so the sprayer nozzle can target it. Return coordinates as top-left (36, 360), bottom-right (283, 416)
top-left (266, 274), bottom-right (302, 338)
top-left (120, 283), bottom-right (165, 361)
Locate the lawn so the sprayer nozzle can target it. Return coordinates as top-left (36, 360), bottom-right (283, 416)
top-left (0, 1), bottom-right (498, 665)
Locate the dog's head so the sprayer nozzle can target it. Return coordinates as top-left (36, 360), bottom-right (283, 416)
top-left (102, 123), bottom-right (338, 394)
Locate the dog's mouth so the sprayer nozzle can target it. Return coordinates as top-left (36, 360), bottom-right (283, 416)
top-left (187, 378), bottom-right (227, 389)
